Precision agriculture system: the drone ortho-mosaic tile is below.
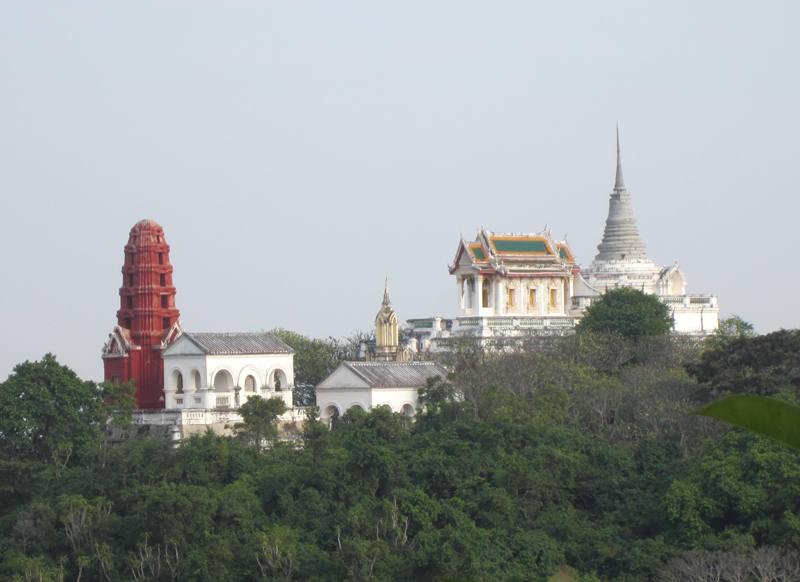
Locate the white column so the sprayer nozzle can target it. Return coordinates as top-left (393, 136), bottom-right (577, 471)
top-left (476, 275), bottom-right (483, 315)
top-left (540, 281), bottom-right (547, 316)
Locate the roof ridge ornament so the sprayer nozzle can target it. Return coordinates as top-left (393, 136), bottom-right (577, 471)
top-left (383, 277), bottom-right (391, 306)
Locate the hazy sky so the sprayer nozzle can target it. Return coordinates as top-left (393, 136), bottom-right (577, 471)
top-left (1, 1), bottom-right (798, 381)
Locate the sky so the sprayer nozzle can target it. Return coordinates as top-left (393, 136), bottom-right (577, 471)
top-left (1, 1), bottom-right (798, 381)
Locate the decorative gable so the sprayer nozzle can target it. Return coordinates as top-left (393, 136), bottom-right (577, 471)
top-left (162, 334), bottom-right (206, 357)
top-left (316, 364), bottom-right (371, 390)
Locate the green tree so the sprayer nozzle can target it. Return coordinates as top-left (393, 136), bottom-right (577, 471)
top-left (687, 329), bottom-right (800, 398)
top-left (272, 329), bottom-right (366, 406)
top-left (100, 380), bottom-right (136, 431)
top-left (576, 287), bottom-right (672, 340)
top-left (234, 396), bottom-right (287, 451)
top-left (0, 354), bottom-right (105, 463)
top-left (704, 315), bottom-right (755, 351)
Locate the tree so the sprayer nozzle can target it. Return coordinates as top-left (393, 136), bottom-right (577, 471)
top-left (703, 315), bottom-right (755, 351)
top-left (659, 547), bottom-right (800, 581)
top-left (272, 329), bottom-right (366, 406)
top-left (687, 329), bottom-right (800, 399)
top-left (0, 354), bottom-right (106, 463)
top-left (576, 287), bottom-right (672, 340)
top-left (100, 380), bottom-right (136, 432)
top-left (234, 396), bottom-right (287, 450)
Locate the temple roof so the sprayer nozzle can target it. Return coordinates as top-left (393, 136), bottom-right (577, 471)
top-left (180, 332), bottom-right (293, 355)
top-left (594, 129), bottom-right (651, 263)
top-left (337, 361), bottom-right (447, 388)
top-left (451, 229), bottom-right (575, 274)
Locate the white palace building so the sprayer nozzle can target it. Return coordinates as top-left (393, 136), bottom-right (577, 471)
top-left (133, 331), bottom-right (304, 441)
top-left (407, 131), bottom-right (719, 347)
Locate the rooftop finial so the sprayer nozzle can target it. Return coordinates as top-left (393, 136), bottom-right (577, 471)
top-left (614, 124), bottom-right (626, 191)
top-left (383, 276), bottom-right (391, 305)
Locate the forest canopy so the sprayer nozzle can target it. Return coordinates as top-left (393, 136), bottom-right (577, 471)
top-left (1, 322), bottom-right (799, 581)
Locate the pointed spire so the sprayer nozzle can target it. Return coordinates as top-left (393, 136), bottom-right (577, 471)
top-left (614, 123), bottom-right (625, 191)
top-left (593, 126), bottom-right (651, 264)
top-left (382, 277), bottom-right (391, 305)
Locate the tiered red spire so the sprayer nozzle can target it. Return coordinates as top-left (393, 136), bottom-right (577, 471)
top-left (103, 219), bottom-right (181, 409)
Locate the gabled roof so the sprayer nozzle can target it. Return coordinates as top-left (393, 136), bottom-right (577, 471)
top-left (102, 325), bottom-right (133, 357)
top-left (467, 241), bottom-right (489, 263)
top-left (178, 332), bottom-right (293, 355)
top-left (449, 228), bottom-right (575, 274)
top-left (320, 361), bottom-right (447, 389)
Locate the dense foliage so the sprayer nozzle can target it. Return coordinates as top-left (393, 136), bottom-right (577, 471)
top-left (1, 324), bottom-right (799, 581)
top-left (576, 288), bottom-right (673, 339)
top-left (687, 328), bottom-right (800, 400)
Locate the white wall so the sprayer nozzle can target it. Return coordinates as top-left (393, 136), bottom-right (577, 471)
top-left (316, 387), bottom-right (419, 419)
top-left (672, 304), bottom-right (720, 335)
top-left (163, 351), bottom-right (294, 410)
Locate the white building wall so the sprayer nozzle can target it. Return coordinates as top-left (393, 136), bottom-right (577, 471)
top-left (317, 387), bottom-right (419, 419)
top-left (671, 299), bottom-right (720, 335)
top-left (163, 352), bottom-right (294, 410)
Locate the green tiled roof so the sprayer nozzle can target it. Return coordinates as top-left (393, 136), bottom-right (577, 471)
top-left (493, 239), bottom-right (548, 253)
top-left (472, 247), bottom-right (486, 260)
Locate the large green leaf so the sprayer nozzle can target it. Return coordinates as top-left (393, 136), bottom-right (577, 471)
top-left (694, 395), bottom-right (800, 450)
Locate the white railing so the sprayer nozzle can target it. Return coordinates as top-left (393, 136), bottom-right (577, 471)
top-left (659, 294), bottom-right (718, 308)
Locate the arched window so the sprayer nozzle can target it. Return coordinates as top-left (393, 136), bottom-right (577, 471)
top-left (482, 278), bottom-right (491, 308)
top-left (272, 369), bottom-right (287, 391)
top-left (402, 403), bottom-right (415, 417)
top-left (506, 287), bottom-right (516, 310)
top-left (172, 370), bottom-right (184, 394)
top-left (244, 375), bottom-right (256, 392)
top-left (213, 370), bottom-right (234, 392)
top-left (191, 370), bottom-right (201, 390)
top-left (528, 287), bottom-right (537, 311)
top-left (323, 405), bottom-right (340, 429)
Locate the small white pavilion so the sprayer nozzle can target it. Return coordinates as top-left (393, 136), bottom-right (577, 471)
top-left (162, 331), bottom-right (295, 410)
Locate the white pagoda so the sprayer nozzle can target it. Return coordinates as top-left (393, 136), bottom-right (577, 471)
top-left (572, 128), bottom-right (719, 335)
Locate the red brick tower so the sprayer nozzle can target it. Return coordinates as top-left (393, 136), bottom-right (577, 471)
top-left (102, 219), bottom-right (181, 409)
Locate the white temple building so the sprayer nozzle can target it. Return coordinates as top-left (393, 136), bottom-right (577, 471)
top-left (407, 129), bottom-right (719, 345)
top-left (317, 284), bottom-right (448, 425)
top-left (316, 361), bottom-right (447, 425)
top-left (418, 229), bottom-right (581, 343)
